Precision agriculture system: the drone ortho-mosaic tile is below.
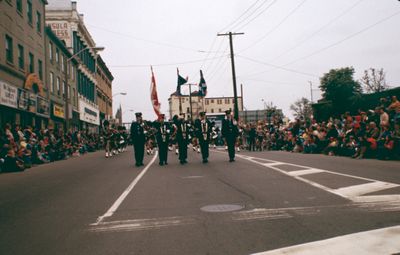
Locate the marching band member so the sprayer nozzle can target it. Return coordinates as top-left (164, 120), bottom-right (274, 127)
top-left (130, 112), bottom-right (146, 167)
top-left (222, 110), bottom-right (239, 162)
top-left (155, 114), bottom-right (171, 166)
top-left (195, 112), bottom-right (212, 163)
top-left (175, 113), bottom-right (189, 164)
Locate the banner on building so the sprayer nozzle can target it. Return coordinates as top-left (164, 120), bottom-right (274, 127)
top-left (37, 97), bottom-right (50, 117)
top-left (0, 81), bottom-right (18, 109)
top-left (18, 89), bottom-right (29, 110)
top-left (53, 104), bottom-right (65, 119)
top-left (79, 99), bottom-right (100, 125)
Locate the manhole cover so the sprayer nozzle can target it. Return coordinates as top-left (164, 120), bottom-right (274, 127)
top-left (200, 204), bottom-right (244, 213)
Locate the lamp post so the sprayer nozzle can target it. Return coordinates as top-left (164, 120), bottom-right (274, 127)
top-left (261, 99), bottom-right (267, 122)
top-left (64, 46), bottom-right (104, 131)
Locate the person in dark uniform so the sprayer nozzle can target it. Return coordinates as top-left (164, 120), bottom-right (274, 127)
top-left (130, 112), bottom-right (146, 167)
top-left (155, 114), bottom-right (170, 166)
top-left (175, 113), bottom-right (189, 164)
top-left (195, 112), bottom-right (212, 163)
top-left (222, 110), bottom-right (239, 162)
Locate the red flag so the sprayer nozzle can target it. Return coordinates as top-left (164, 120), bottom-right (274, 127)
top-left (150, 66), bottom-right (161, 119)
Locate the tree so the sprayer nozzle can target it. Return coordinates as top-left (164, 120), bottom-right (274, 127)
top-left (319, 67), bottom-right (362, 116)
top-left (290, 97), bottom-right (313, 121)
top-left (360, 68), bottom-right (388, 93)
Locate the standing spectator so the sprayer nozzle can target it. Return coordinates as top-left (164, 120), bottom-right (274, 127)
top-left (379, 107), bottom-right (390, 128)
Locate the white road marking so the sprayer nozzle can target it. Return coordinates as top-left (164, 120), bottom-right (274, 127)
top-left (334, 181), bottom-right (399, 197)
top-left (181, 175), bottom-right (204, 179)
top-left (232, 153), bottom-right (400, 203)
top-left (93, 152), bottom-right (158, 225)
top-left (90, 216), bottom-right (196, 233)
top-left (251, 225), bottom-right (400, 255)
top-left (288, 168), bottom-right (325, 177)
top-left (89, 202), bottom-right (400, 233)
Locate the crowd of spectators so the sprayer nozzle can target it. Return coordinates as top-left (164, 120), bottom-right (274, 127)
top-left (0, 125), bottom-right (101, 172)
top-left (240, 95), bottom-right (400, 160)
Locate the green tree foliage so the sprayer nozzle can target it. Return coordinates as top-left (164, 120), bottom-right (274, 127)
top-left (319, 67), bottom-right (362, 116)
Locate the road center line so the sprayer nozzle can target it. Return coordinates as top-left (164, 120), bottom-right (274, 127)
top-left (92, 151), bottom-right (158, 225)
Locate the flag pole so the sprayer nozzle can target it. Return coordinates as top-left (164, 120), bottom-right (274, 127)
top-left (177, 68), bottom-right (183, 115)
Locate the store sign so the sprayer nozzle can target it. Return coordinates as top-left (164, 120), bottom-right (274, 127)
top-left (53, 104), bottom-right (65, 119)
top-left (28, 94), bottom-right (37, 113)
top-left (48, 22), bottom-right (71, 42)
top-left (79, 99), bottom-right (99, 125)
top-left (37, 97), bottom-right (50, 116)
top-left (0, 81), bottom-right (18, 109)
top-left (18, 89), bottom-right (29, 110)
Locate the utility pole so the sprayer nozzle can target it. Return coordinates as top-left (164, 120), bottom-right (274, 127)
top-left (217, 32), bottom-right (244, 121)
top-left (309, 81), bottom-right (314, 103)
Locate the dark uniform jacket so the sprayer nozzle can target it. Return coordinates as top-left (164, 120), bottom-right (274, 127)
top-left (130, 122), bottom-right (146, 144)
top-left (194, 119), bottom-right (212, 142)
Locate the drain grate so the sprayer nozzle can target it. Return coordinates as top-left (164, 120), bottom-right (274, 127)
top-left (201, 204), bottom-right (244, 213)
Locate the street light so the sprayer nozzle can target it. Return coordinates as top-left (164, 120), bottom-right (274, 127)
top-left (107, 92), bottom-right (127, 120)
top-left (113, 92), bottom-right (127, 97)
top-left (64, 46), bottom-right (104, 131)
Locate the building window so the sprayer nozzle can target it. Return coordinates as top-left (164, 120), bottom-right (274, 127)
top-left (219, 108), bottom-right (222, 113)
top-left (36, 11), bottom-right (41, 33)
top-left (50, 72), bottom-right (54, 93)
top-left (186, 107), bottom-right (190, 114)
top-left (56, 77), bottom-right (60, 96)
top-left (28, 52), bottom-right (34, 73)
top-left (211, 109), bottom-right (214, 113)
top-left (49, 42), bottom-right (53, 62)
top-left (5, 35), bottom-right (13, 63)
top-left (38, 59), bottom-right (43, 80)
top-left (17, 0), bottom-right (23, 13)
top-left (205, 99), bottom-right (209, 105)
top-left (225, 99), bottom-right (230, 104)
top-left (61, 54), bottom-right (65, 72)
top-left (27, 0), bottom-right (33, 25)
top-left (72, 88), bottom-right (76, 105)
top-left (71, 65), bottom-right (75, 80)
top-left (55, 48), bottom-right (59, 66)
top-left (18, 44), bottom-right (24, 69)
top-left (62, 80), bottom-right (66, 98)
top-left (217, 99), bottom-right (222, 105)
top-left (211, 99), bottom-right (214, 103)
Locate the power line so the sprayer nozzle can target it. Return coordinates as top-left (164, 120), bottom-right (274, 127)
top-left (267, 0), bottom-right (365, 63)
top-left (239, 8), bottom-right (400, 78)
top-left (239, 0), bottom-right (308, 52)
top-left (281, 9), bottom-right (400, 67)
top-left (237, 55), bottom-right (319, 77)
top-left (87, 24), bottom-right (200, 53)
top-left (218, 0), bottom-right (264, 32)
top-left (109, 54), bottom-right (229, 68)
top-left (234, 0), bottom-right (278, 31)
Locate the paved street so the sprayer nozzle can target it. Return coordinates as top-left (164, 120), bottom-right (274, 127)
top-left (1, 147), bottom-right (400, 255)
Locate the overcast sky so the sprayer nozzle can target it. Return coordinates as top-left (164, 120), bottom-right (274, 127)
top-left (74, 0), bottom-right (400, 122)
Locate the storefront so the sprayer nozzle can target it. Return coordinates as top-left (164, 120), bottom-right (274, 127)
top-left (79, 98), bottom-right (100, 133)
top-left (0, 79), bottom-right (50, 129)
top-left (49, 101), bottom-right (65, 131)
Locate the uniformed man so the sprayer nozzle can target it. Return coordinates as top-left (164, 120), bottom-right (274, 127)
top-left (175, 113), bottom-right (189, 164)
top-left (155, 114), bottom-right (170, 166)
top-left (195, 112), bottom-right (212, 163)
top-left (222, 110), bottom-right (239, 162)
top-left (130, 112), bottom-right (146, 167)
